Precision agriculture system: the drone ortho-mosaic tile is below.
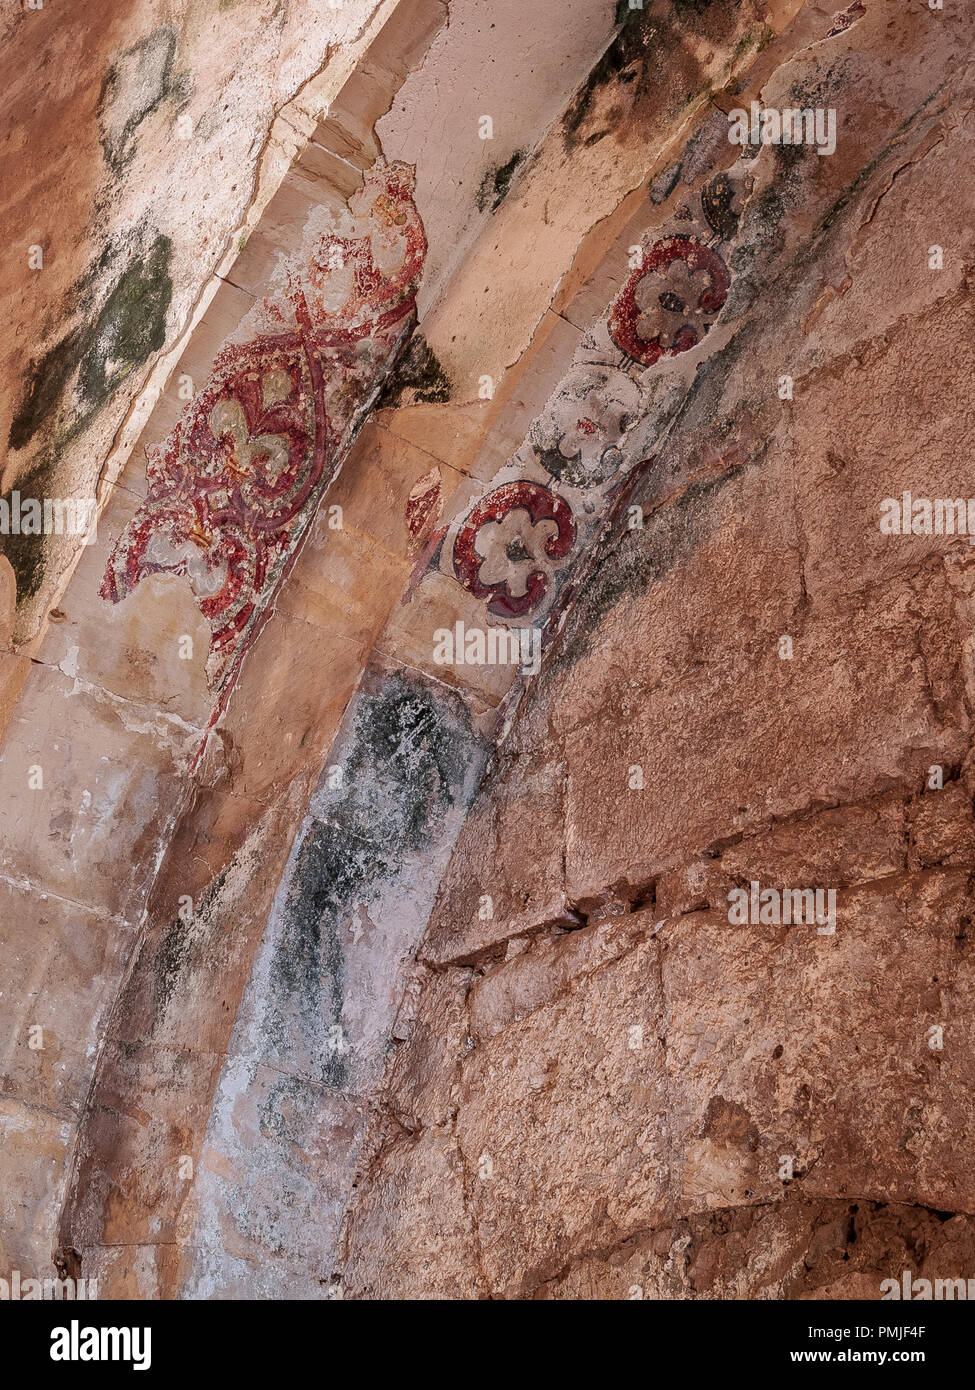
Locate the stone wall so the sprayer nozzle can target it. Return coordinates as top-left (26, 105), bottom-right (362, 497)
top-left (3, 0), bottom-right (975, 1302)
top-left (339, 0), bottom-right (975, 1298)
top-left (30, 0), bottom-right (786, 1298)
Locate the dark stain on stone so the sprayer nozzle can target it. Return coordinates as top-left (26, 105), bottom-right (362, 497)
top-left (99, 26), bottom-right (178, 172)
top-left (725, 186), bottom-right (785, 317)
top-left (774, 139), bottom-right (808, 175)
top-left (787, 62), bottom-right (849, 117)
top-left (701, 170), bottom-right (741, 240)
top-left (557, 463), bottom-right (738, 671)
top-left (671, 0), bottom-right (727, 13)
top-left (702, 1094), bottom-right (760, 1150)
top-left (563, 12), bottom-right (659, 149)
top-left (259, 1073), bottom-right (317, 1151)
top-left (151, 869), bottom-right (228, 1021)
top-left (0, 458), bottom-right (57, 604)
top-left (8, 231), bottom-right (173, 454)
top-left (79, 235), bottom-right (173, 405)
top-left (2, 225), bottom-right (171, 608)
top-left (7, 335), bottom-right (85, 455)
top-left (614, 0), bottom-right (644, 24)
top-left (563, 1), bottom-right (738, 152)
top-left (269, 672), bottom-right (479, 1088)
top-left (650, 161), bottom-right (682, 203)
top-left (376, 333), bottom-right (451, 407)
top-left (475, 149), bottom-right (525, 212)
top-left (275, 828), bottom-right (352, 1088)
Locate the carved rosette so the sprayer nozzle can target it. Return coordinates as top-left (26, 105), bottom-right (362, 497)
top-left (441, 178), bottom-right (742, 632)
top-left (528, 365), bottom-right (644, 493)
top-left (452, 481), bottom-right (576, 620)
top-left (608, 234), bottom-right (730, 367)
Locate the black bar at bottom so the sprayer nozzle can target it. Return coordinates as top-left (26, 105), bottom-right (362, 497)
top-left (3, 1297), bottom-right (970, 1375)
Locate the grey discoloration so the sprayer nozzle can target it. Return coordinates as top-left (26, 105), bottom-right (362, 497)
top-left (99, 26), bottom-right (179, 172)
top-left (152, 870), bottom-right (228, 1021)
top-left (182, 671), bottom-right (488, 1294)
top-left (8, 231), bottom-right (173, 454)
top-left (266, 670), bottom-right (484, 1088)
top-left (558, 464), bottom-right (738, 669)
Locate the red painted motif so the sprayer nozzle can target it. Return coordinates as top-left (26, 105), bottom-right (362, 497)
top-left (405, 466), bottom-right (443, 556)
top-left (101, 161), bottom-right (427, 692)
top-left (452, 481), bottom-right (576, 619)
top-left (609, 235), bottom-right (730, 367)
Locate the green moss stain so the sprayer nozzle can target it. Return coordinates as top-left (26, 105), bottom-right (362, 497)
top-left (8, 232), bottom-right (173, 454)
top-left (376, 333), bottom-right (451, 407)
top-left (0, 458), bottom-right (57, 604)
top-left (726, 26), bottom-right (759, 71)
top-left (79, 235), bottom-right (173, 405)
top-left (683, 79), bottom-right (714, 108)
top-left (6, 335), bottom-right (86, 455)
top-left (475, 149), bottom-right (525, 213)
top-left (5, 231), bottom-right (172, 615)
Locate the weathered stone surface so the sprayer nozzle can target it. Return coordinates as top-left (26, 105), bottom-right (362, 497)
top-left (0, 1099), bottom-right (73, 1273)
top-left (350, 868), bottom-right (975, 1297)
top-left (535, 1200), bottom-right (975, 1301)
top-left (341, 1129), bottom-right (486, 1300)
top-left (4, 0), bottom-right (975, 1304)
top-left (35, 481), bottom-right (212, 728)
top-left (910, 781), bottom-right (975, 871)
top-left (467, 915), bottom-right (647, 1044)
top-left (559, 484), bottom-right (968, 909)
top-left (718, 795), bottom-right (910, 893)
top-left (386, 965), bottom-right (472, 1130)
top-left (656, 875), bottom-right (975, 1219)
top-left (423, 747), bottom-right (571, 964)
top-left (0, 663), bottom-right (189, 919)
top-left (0, 882), bottom-right (135, 1121)
top-left (454, 929), bottom-right (668, 1295)
top-left (62, 1040), bottom-right (223, 1251)
top-left (0, 650), bottom-right (30, 748)
top-left (186, 1059), bottom-right (366, 1282)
